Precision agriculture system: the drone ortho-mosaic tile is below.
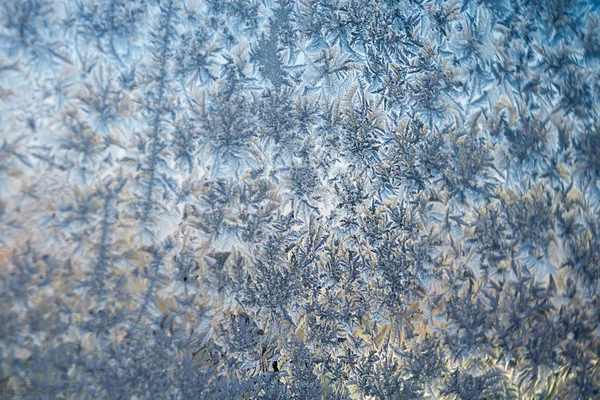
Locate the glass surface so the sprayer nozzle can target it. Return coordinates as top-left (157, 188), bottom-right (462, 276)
top-left (1, 0), bottom-right (599, 398)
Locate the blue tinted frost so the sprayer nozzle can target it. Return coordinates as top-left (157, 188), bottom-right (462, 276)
top-left (1, 0), bottom-right (600, 399)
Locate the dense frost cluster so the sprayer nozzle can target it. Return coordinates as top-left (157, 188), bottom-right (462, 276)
top-left (1, 0), bottom-right (600, 398)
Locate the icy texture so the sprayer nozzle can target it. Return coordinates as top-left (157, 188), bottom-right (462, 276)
top-left (1, 0), bottom-right (600, 398)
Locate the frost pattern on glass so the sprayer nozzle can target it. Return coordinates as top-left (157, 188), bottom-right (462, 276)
top-left (1, 0), bottom-right (600, 398)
